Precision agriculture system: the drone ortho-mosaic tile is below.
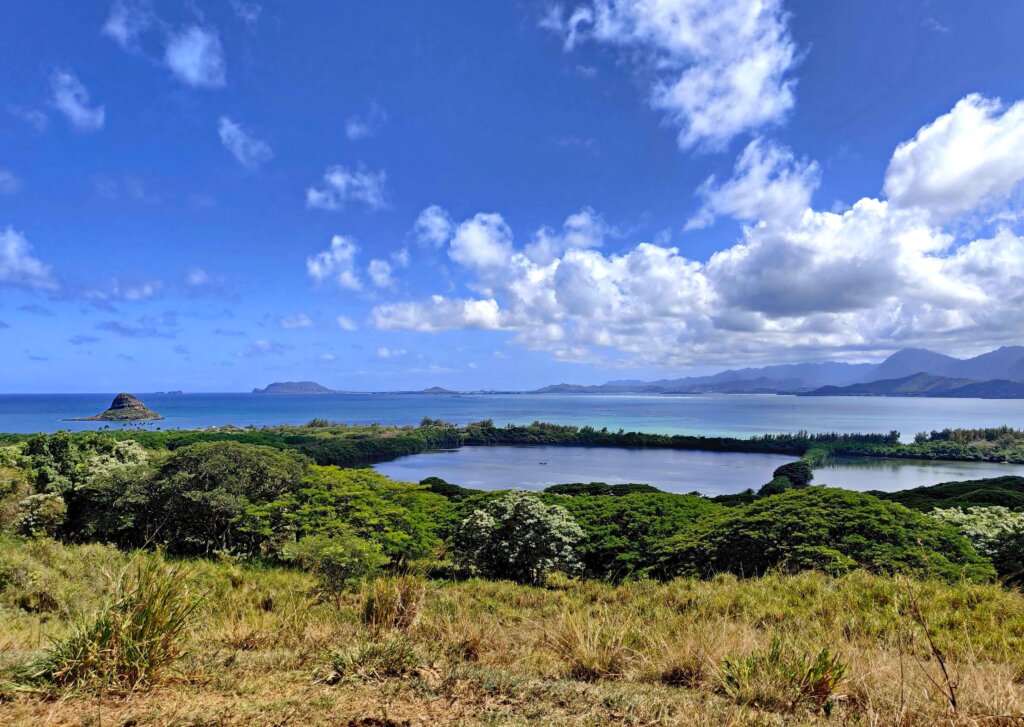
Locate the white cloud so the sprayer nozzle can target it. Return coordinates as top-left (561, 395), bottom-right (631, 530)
top-left (391, 248), bottom-right (410, 268)
top-left (218, 117), bottom-right (273, 169)
top-left (525, 206), bottom-right (612, 264)
top-left (307, 235), bottom-right (362, 290)
top-left (449, 213), bottom-right (514, 271)
top-left (368, 259), bottom-right (394, 288)
top-left (884, 94), bottom-right (1024, 220)
top-left (686, 138), bottom-right (819, 229)
top-left (345, 102), bottom-right (387, 140)
top-left (376, 346), bottom-right (407, 359)
top-left (336, 315), bottom-right (358, 331)
top-left (165, 26), bottom-right (226, 88)
top-left (279, 313), bottom-right (313, 329)
top-left (50, 70), bottom-right (105, 132)
top-left (373, 296), bottom-right (503, 333)
top-left (0, 170), bottom-right (21, 195)
top-left (0, 227), bottom-right (58, 290)
top-left (102, 0), bottom-right (154, 51)
top-left (543, 0), bottom-right (797, 149)
top-left (306, 165), bottom-right (387, 211)
top-left (413, 205), bottom-right (453, 248)
top-left (369, 94), bottom-right (1024, 366)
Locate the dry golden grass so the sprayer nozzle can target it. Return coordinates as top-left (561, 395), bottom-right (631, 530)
top-left (3, 540), bottom-right (1024, 725)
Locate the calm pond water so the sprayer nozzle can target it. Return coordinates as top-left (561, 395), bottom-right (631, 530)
top-left (374, 445), bottom-right (1024, 495)
top-left (1, 392), bottom-right (1024, 440)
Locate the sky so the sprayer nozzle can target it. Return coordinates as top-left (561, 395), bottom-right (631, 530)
top-left (3, 0), bottom-right (1024, 392)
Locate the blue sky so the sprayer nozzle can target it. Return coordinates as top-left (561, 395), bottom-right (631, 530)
top-left (3, 1), bottom-right (1024, 392)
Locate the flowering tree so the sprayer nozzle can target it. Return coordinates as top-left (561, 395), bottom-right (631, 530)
top-left (455, 491), bottom-right (583, 585)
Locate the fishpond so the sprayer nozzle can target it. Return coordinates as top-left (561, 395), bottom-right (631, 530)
top-left (373, 445), bottom-right (1024, 495)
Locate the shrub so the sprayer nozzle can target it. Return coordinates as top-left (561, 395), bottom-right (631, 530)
top-left (16, 558), bottom-right (200, 690)
top-left (362, 575), bottom-right (427, 632)
top-left (929, 506), bottom-right (1024, 558)
top-left (15, 493), bottom-right (67, 538)
top-left (455, 491), bottom-right (583, 585)
top-left (719, 636), bottom-right (846, 714)
top-left (283, 532), bottom-right (389, 599)
top-left (660, 488), bottom-right (994, 582)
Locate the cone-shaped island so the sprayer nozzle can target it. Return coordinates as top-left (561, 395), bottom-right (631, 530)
top-left (69, 392), bottom-right (164, 421)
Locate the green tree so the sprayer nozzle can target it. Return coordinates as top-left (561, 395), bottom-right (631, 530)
top-left (455, 491), bottom-right (583, 585)
top-left (283, 532), bottom-right (389, 599)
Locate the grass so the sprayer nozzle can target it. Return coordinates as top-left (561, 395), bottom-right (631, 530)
top-left (3, 537), bottom-right (1024, 724)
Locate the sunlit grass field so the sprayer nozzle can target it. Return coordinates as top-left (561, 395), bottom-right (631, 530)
top-left (3, 537), bottom-right (1024, 725)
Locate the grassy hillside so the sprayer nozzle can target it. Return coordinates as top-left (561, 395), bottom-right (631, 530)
top-left (2, 537), bottom-right (1024, 725)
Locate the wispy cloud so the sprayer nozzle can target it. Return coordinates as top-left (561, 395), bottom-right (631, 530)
top-left (345, 102), bottom-right (387, 140)
top-left (306, 165), bottom-right (387, 211)
top-left (164, 26), bottom-right (226, 88)
top-left (218, 117), bottom-right (273, 169)
top-left (50, 70), bottom-right (105, 132)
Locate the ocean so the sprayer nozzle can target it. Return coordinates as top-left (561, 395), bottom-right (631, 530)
top-left (1, 391), bottom-right (1023, 438)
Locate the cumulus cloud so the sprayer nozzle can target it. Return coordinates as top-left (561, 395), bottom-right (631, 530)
top-left (884, 94), bottom-right (1024, 220)
top-left (413, 205), bottom-right (453, 248)
top-left (376, 347), bottom-right (407, 359)
top-left (165, 26), bottom-right (226, 88)
top-left (0, 227), bottom-right (58, 290)
top-left (306, 165), bottom-right (387, 211)
top-left (370, 93), bottom-right (1024, 366)
top-left (686, 138), bottom-right (819, 229)
top-left (50, 70), bottom-right (105, 132)
top-left (279, 313), bottom-right (313, 329)
top-left (307, 235), bottom-right (362, 290)
top-left (525, 207), bottom-right (613, 264)
top-left (542, 0), bottom-right (798, 149)
top-left (368, 259), bottom-right (394, 288)
top-left (449, 213), bottom-right (514, 271)
top-left (218, 117), bottom-right (273, 169)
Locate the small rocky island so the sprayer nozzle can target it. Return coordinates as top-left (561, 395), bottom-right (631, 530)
top-left (69, 393), bottom-right (164, 421)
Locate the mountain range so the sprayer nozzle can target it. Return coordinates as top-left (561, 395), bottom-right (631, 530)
top-left (536, 346), bottom-right (1024, 397)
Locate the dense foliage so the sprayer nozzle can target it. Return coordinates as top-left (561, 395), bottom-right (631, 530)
top-left (874, 476), bottom-right (1024, 511)
top-left (0, 425), bottom-right (1015, 588)
top-left (659, 488), bottom-right (993, 582)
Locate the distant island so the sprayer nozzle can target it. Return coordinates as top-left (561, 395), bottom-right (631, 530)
top-left (253, 381), bottom-right (336, 394)
top-left (801, 373), bottom-right (1024, 399)
top-left (67, 393), bottom-right (164, 421)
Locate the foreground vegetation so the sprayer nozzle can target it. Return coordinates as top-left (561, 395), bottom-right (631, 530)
top-left (3, 422), bottom-right (1024, 723)
top-left (3, 537), bottom-right (1024, 725)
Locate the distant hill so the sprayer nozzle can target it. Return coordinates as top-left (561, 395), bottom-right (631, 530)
top-left (802, 373), bottom-right (1024, 399)
top-left (421, 386), bottom-right (458, 394)
top-left (252, 381), bottom-right (335, 394)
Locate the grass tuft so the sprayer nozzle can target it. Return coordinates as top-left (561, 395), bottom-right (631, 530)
top-left (361, 575), bottom-right (426, 633)
top-left (14, 557), bottom-right (200, 691)
top-left (719, 635), bottom-right (846, 714)
top-left (329, 635), bottom-right (422, 682)
top-left (552, 607), bottom-right (635, 681)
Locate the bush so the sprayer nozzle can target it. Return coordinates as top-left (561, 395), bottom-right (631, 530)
top-left (283, 532), bottom-right (389, 598)
top-left (455, 491), bottom-right (583, 585)
top-left (16, 558), bottom-right (200, 690)
top-left (720, 636), bottom-right (846, 714)
top-left (15, 493), bottom-right (67, 538)
top-left (660, 488), bottom-right (994, 582)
